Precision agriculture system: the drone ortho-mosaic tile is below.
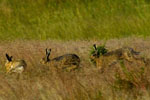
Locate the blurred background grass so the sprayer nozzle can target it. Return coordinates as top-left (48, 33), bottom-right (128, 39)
top-left (0, 0), bottom-right (150, 41)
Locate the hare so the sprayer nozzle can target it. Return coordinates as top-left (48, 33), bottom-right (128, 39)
top-left (5, 53), bottom-right (27, 74)
top-left (40, 48), bottom-right (80, 71)
top-left (90, 44), bottom-right (140, 69)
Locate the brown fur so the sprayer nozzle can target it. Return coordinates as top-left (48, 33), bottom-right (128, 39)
top-left (40, 48), bottom-right (80, 71)
top-left (5, 54), bottom-right (27, 74)
top-left (90, 46), bottom-right (140, 69)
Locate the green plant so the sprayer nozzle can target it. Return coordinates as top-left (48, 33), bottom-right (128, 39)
top-left (90, 45), bottom-right (108, 58)
top-left (90, 44), bottom-right (107, 66)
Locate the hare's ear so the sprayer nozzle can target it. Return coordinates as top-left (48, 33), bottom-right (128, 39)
top-left (10, 56), bottom-right (13, 60)
top-left (47, 49), bottom-right (51, 55)
top-left (46, 49), bottom-right (51, 61)
top-left (134, 51), bottom-right (140, 55)
top-left (5, 53), bottom-right (12, 61)
top-left (46, 48), bottom-right (51, 55)
top-left (93, 44), bottom-right (97, 50)
top-left (6, 53), bottom-right (9, 60)
top-left (131, 49), bottom-right (140, 55)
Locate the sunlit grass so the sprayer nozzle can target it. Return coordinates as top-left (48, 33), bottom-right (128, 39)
top-left (0, 0), bottom-right (150, 41)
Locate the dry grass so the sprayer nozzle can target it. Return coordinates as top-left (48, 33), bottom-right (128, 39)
top-left (0, 38), bottom-right (150, 100)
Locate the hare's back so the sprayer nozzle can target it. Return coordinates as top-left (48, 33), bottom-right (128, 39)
top-left (13, 60), bottom-right (27, 68)
top-left (52, 54), bottom-right (80, 62)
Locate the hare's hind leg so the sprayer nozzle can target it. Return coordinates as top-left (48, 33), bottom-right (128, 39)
top-left (66, 65), bottom-right (78, 72)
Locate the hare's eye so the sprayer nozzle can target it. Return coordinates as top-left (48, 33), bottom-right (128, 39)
top-left (93, 53), bottom-right (97, 56)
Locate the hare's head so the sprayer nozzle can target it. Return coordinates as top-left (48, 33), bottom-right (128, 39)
top-left (90, 44), bottom-right (108, 60)
top-left (40, 48), bottom-right (51, 64)
top-left (90, 44), bottom-right (99, 60)
top-left (5, 53), bottom-right (13, 71)
top-left (90, 44), bottom-right (108, 66)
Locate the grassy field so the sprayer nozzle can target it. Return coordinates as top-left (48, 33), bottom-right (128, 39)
top-left (0, 0), bottom-right (150, 40)
top-left (1, 0), bottom-right (150, 100)
top-left (0, 38), bottom-right (150, 100)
